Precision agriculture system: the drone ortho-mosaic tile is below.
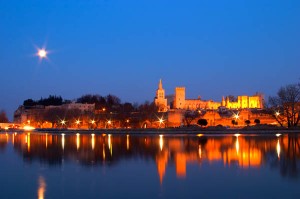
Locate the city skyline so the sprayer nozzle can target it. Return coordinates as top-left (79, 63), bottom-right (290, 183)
top-left (1, 0), bottom-right (300, 120)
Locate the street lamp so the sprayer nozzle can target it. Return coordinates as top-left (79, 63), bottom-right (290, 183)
top-left (232, 112), bottom-right (239, 126)
top-left (75, 119), bottom-right (81, 129)
top-left (105, 120), bottom-right (112, 129)
top-left (233, 113), bottom-right (239, 120)
top-left (158, 117), bottom-right (164, 128)
top-left (60, 119), bottom-right (66, 128)
top-left (275, 111), bottom-right (280, 117)
top-left (90, 119), bottom-right (96, 129)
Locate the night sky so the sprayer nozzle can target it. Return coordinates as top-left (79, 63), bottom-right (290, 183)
top-left (1, 0), bottom-right (300, 120)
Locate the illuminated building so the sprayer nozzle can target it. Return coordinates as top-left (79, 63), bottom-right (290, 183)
top-left (154, 79), bottom-right (168, 112)
top-left (154, 79), bottom-right (264, 111)
top-left (173, 87), bottom-right (264, 110)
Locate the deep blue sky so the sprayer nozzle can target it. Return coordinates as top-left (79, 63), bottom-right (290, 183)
top-left (1, 0), bottom-right (300, 120)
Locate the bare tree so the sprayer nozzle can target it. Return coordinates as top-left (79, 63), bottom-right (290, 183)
top-left (227, 95), bottom-right (237, 102)
top-left (184, 110), bottom-right (200, 126)
top-left (269, 83), bottom-right (300, 128)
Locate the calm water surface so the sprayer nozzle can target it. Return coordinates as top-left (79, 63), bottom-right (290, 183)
top-left (0, 132), bottom-right (300, 199)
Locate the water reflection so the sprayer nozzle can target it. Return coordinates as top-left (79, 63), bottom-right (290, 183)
top-left (2, 132), bottom-right (300, 182)
top-left (126, 134), bottom-right (130, 150)
top-left (61, 134), bottom-right (66, 151)
top-left (37, 176), bottom-right (46, 199)
top-left (159, 135), bottom-right (163, 151)
top-left (27, 133), bottom-right (30, 152)
top-left (91, 134), bottom-right (95, 150)
top-left (76, 133), bottom-right (80, 150)
top-left (277, 139), bottom-right (281, 159)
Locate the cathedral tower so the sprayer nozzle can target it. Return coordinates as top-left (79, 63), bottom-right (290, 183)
top-left (155, 79), bottom-right (168, 112)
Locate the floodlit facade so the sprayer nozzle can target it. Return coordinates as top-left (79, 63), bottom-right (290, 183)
top-left (154, 79), bottom-right (168, 112)
top-left (173, 87), bottom-right (264, 110)
top-left (154, 80), bottom-right (264, 111)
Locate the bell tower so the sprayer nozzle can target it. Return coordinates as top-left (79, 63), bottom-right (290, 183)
top-left (155, 79), bottom-right (168, 112)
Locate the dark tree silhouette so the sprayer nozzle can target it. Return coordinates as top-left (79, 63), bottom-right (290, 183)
top-left (254, 119), bottom-right (260, 125)
top-left (197, 119), bottom-right (208, 127)
top-left (23, 99), bottom-right (37, 107)
top-left (43, 108), bottom-right (65, 127)
top-left (231, 120), bottom-right (238, 126)
top-left (245, 120), bottom-right (251, 126)
top-left (0, 110), bottom-right (9, 123)
top-left (269, 82), bottom-right (300, 128)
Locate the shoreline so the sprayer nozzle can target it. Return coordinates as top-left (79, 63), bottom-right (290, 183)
top-left (2, 127), bottom-right (300, 135)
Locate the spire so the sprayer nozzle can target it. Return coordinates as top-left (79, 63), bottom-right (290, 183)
top-left (158, 79), bottom-right (163, 89)
top-left (222, 96), bottom-right (225, 106)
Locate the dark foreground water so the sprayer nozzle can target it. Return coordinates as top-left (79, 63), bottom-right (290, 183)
top-left (0, 132), bottom-right (300, 199)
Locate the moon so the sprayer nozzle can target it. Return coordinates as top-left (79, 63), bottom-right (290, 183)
top-left (37, 48), bottom-right (48, 59)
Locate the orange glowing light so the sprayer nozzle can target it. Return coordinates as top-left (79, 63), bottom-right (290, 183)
top-left (159, 118), bottom-right (164, 124)
top-left (23, 125), bottom-right (35, 131)
top-left (233, 113), bottom-right (239, 120)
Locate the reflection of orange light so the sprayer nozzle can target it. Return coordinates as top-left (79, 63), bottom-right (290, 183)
top-left (61, 134), bottom-right (65, 150)
top-left (91, 134), bottom-right (95, 150)
top-left (45, 134), bottom-right (48, 148)
top-left (103, 143), bottom-right (106, 160)
top-left (38, 176), bottom-right (46, 199)
top-left (159, 135), bottom-right (163, 151)
top-left (176, 153), bottom-right (186, 178)
top-left (277, 139), bottom-right (280, 159)
top-left (27, 133), bottom-right (30, 152)
top-left (156, 151), bottom-right (168, 184)
top-left (76, 133), bottom-right (80, 150)
top-left (235, 137), bottom-right (239, 155)
top-left (126, 135), bottom-right (130, 150)
top-left (108, 134), bottom-right (111, 149)
top-left (222, 137), bottom-right (262, 168)
top-left (108, 134), bottom-right (112, 156)
top-left (198, 145), bottom-right (202, 158)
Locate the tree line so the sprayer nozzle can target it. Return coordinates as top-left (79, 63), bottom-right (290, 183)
top-left (20, 94), bottom-right (163, 128)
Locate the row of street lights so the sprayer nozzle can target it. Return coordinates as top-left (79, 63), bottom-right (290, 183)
top-left (59, 117), bottom-right (165, 129)
top-left (59, 118), bottom-right (114, 128)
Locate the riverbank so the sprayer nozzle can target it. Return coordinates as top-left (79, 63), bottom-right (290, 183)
top-left (1, 125), bottom-right (296, 135)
